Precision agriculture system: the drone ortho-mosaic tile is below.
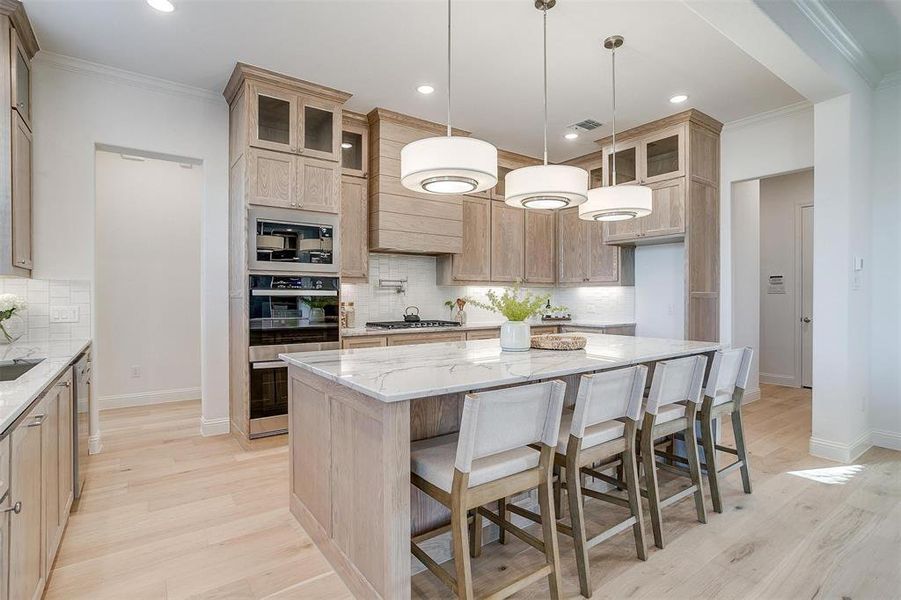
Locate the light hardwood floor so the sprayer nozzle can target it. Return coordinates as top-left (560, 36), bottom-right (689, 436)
top-left (46, 385), bottom-right (900, 599)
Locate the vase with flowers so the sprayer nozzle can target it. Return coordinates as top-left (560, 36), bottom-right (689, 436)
top-left (0, 293), bottom-right (27, 344)
top-left (467, 284), bottom-right (566, 351)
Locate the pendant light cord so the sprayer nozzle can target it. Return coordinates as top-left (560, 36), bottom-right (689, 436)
top-left (611, 42), bottom-right (617, 186)
top-left (446, 0), bottom-right (452, 137)
top-left (542, 5), bottom-right (548, 165)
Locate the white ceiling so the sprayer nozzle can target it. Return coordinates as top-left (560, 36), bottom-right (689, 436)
top-left (24, 0), bottom-right (805, 161)
top-left (823, 0), bottom-right (901, 78)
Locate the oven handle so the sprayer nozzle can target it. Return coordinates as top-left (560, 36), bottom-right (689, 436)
top-left (251, 289), bottom-right (338, 297)
top-left (252, 361), bottom-right (288, 370)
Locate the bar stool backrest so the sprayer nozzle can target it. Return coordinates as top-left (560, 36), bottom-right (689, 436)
top-left (705, 347), bottom-right (754, 403)
top-left (454, 380), bottom-right (566, 475)
top-left (645, 355), bottom-right (708, 415)
top-left (569, 365), bottom-right (648, 439)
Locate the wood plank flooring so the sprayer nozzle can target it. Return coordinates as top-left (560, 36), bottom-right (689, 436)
top-left (46, 385), bottom-right (900, 599)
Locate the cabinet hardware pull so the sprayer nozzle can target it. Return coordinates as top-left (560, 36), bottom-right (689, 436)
top-left (2, 501), bottom-right (22, 514)
top-left (57, 380), bottom-right (71, 388)
top-left (27, 414), bottom-right (45, 427)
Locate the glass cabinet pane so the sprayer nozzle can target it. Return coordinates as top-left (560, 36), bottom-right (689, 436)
top-left (341, 130), bottom-right (363, 171)
top-left (645, 134), bottom-right (680, 179)
top-left (607, 147), bottom-right (637, 185)
top-left (304, 106), bottom-right (334, 154)
top-left (14, 47), bottom-right (29, 119)
top-left (589, 166), bottom-right (603, 189)
top-left (257, 95), bottom-right (291, 145)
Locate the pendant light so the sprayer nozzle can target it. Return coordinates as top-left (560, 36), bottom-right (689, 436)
top-left (400, 0), bottom-right (497, 195)
top-left (505, 0), bottom-right (588, 210)
top-left (579, 36), bottom-right (652, 222)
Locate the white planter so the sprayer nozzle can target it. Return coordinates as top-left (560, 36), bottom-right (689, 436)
top-left (500, 321), bottom-right (531, 352)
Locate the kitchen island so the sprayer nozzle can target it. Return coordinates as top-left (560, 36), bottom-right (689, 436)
top-left (280, 333), bottom-right (720, 599)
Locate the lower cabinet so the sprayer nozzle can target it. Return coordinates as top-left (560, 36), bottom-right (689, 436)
top-left (7, 366), bottom-right (74, 600)
top-left (386, 332), bottom-right (465, 346)
top-left (341, 336), bottom-right (387, 350)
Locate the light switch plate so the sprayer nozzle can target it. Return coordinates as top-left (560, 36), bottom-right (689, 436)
top-left (50, 306), bottom-right (79, 323)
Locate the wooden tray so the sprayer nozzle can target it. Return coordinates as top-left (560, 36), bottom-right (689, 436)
top-left (530, 334), bottom-right (587, 351)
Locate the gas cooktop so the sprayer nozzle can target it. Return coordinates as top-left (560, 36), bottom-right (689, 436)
top-left (365, 320), bottom-right (461, 330)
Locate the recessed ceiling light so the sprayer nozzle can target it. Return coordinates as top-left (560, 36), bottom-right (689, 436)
top-left (416, 84), bottom-right (435, 95)
top-left (669, 94), bottom-right (688, 104)
top-left (341, 142), bottom-right (353, 149)
top-left (147, 0), bottom-right (175, 12)
top-left (564, 132), bottom-right (579, 140)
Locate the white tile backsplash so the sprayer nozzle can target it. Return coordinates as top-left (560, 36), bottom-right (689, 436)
top-left (342, 254), bottom-right (635, 325)
top-left (0, 278), bottom-right (91, 343)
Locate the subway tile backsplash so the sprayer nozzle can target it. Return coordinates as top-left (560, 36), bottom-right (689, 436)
top-left (0, 279), bottom-right (91, 343)
top-left (341, 254), bottom-right (635, 326)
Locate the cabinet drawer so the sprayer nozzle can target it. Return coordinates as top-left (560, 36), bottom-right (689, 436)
top-left (466, 329), bottom-right (499, 341)
top-left (387, 332), bottom-right (465, 346)
top-left (531, 326), bottom-right (559, 336)
top-left (603, 325), bottom-right (635, 336)
top-left (0, 435), bottom-right (8, 500)
top-left (342, 336), bottom-right (387, 349)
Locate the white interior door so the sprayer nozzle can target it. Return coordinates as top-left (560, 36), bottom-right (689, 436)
top-left (800, 205), bottom-right (813, 388)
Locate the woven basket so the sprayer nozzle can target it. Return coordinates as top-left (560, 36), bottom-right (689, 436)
top-left (530, 334), bottom-right (587, 351)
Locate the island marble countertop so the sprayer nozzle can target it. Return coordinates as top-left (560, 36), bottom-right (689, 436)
top-left (0, 339), bottom-right (91, 434)
top-left (340, 319), bottom-right (636, 338)
top-left (281, 333), bottom-right (718, 403)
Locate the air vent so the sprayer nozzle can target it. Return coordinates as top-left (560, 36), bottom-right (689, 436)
top-left (571, 119), bottom-right (603, 132)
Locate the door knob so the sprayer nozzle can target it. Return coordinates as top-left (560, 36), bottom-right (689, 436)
top-left (801, 317), bottom-right (812, 323)
top-left (2, 501), bottom-right (22, 514)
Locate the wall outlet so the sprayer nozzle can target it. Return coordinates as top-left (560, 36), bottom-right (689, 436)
top-left (130, 365), bottom-right (141, 378)
top-left (50, 306), bottom-right (80, 323)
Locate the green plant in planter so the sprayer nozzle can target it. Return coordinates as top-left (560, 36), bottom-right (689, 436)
top-left (466, 284), bottom-right (566, 322)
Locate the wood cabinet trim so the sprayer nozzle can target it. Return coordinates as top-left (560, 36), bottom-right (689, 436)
top-left (224, 62), bottom-right (352, 106)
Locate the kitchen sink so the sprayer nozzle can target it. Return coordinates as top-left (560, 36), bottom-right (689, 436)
top-left (0, 358), bottom-right (44, 382)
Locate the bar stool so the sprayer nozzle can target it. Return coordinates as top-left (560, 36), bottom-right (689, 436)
top-left (638, 355), bottom-right (709, 550)
top-left (697, 347), bottom-right (754, 513)
top-left (410, 380), bottom-right (566, 600)
top-left (495, 366), bottom-right (649, 599)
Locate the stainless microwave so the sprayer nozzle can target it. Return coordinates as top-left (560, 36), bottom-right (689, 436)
top-left (248, 207), bottom-right (339, 274)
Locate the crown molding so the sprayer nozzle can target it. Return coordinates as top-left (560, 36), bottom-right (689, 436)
top-left (722, 101), bottom-right (812, 131)
top-left (877, 70), bottom-right (901, 90)
top-left (793, 0), bottom-right (883, 88)
top-left (33, 51), bottom-right (224, 105)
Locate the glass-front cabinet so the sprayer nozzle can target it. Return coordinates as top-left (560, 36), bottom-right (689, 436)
top-left (641, 126), bottom-right (685, 183)
top-left (301, 98), bottom-right (340, 161)
top-left (340, 113), bottom-right (368, 177)
top-left (604, 143), bottom-right (638, 186)
top-left (250, 83), bottom-right (297, 153)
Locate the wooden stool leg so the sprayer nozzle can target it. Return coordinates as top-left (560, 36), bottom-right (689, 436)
top-left (539, 451), bottom-right (563, 600)
top-left (640, 423), bottom-right (665, 549)
top-left (623, 424), bottom-right (647, 561)
top-left (732, 408), bottom-right (753, 494)
top-left (700, 410), bottom-right (723, 513)
top-left (451, 500), bottom-right (475, 599)
top-left (616, 462), bottom-right (625, 490)
top-left (470, 508), bottom-right (482, 558)
top-left (553, 465), bottom-right (564, 518)
top-left (497, 497), bottom-right (507, 544)
top-left (565, 451), bottom-right (592, 597)
top-left (684, 414), bottom-right (707, 524)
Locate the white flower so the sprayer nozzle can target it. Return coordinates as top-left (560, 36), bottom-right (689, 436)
top-left (0, 293), bottom-right (26, 314)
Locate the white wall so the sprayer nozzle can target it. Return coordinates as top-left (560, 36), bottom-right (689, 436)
top-left (759, 170), bottom-right (813, 386)
top-left (32, 53), bottom-right (230, 437)
top-left (730, 179), bottom-right (760, 395)
top-left (94, 150), bottom-right (202, 409)
top-left (634, 244), bottom-right (684, 339)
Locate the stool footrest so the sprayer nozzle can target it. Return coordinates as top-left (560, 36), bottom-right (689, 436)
top-left (581, 466), bottom-right (624, 489)
top-left (718, 459), bottom-right (745, 475)
top-left (715, 444), bottom-right (739, 455)
top-left (479, 506), bottom-right (546, 553)
top-left (580, 486), bottom-right (631, 509)
top-left (654, 460), bottom-right (693, 478)
top-left (482, 564), bottom-right (552, 600)
top-left (502, 502), bottom-right (574, 538)
top-left (585, 516), bottom-right (638, 550)
top-left (654, 449), bottom-right (690, 465)
top-left (411, 541), bottom-right (457, 592)
top-left (657, 485), bottom-right (699, 510)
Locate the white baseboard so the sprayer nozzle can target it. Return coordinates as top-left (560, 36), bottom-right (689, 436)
top-left (88, 433), bottom-right (102, 454)
top-left (98, 386), bottom-right (201, 410)
top-left (809, 431), bottom-right (872, 463)
top-left (743, 387), bottom-right (761, 403)
top-left (200, 416), bottom-right (230, 437)
top-left (759, 372), bottom-right (797, 386)
top-left (870, 430), bottom-right (901, 451)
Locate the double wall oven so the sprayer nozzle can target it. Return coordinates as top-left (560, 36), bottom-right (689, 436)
top-left (248, 208), bottom-right (340, 438)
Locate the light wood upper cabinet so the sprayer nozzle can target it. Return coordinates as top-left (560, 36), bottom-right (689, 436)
top-left (603, 177), bottom-right (685, 243)
top-left (524, 209), bottom-right (555, 284)
top-left (587, 223), bottom-right (620, 283)
top-left (341, 114), bottom-right (368, 177)
top-left (249, 83), bottom-right (297, 154)
top-left (246, 148), bottom-right (294, 209)
top-left (557, 207), bottom-right (627, 286)
top-left (604, 142), bottom-right (639, 186)
top-left (11, 110), bottom-right (32, 270)
top-left (10, 27), bottom-right (30, 130)
top-left (300, 97), bottom-right (341, 161)
top-left (296, 156), bottom-right (340, 213)
top-left (9, 407), bottom-right (45, 600)
top-left (641, 126), bottom-right (685, 184)
top-left (452, 196), bottom-right (491, 282)
top-left (489, 201), bottom-right (524, 282)
top-left (340, 175), bottom-right (368, 281)
top-left (603, 210), bottom-right (643, 243)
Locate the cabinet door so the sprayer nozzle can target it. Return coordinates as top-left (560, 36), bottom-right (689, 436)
top-left (56, 373), bottom-right (74, 527)
top-left (489, 201), bottom-right (524, 282)
top-left (466, 329), bottom-right (499, 341)
top-left (340, 176), bottom-right (368, 280)
top-left (41, 394), bottom-right (60, 569)
top-left (342, 336), bottom-right (387, 349)
top-left (452, 196), bottom-right (491, 282)
top-left (11, 111), bottom-right (32, 271)
top-left (341, 125), bottom-right (367, 177)
top-left (524, 209), bottom-right (555, 284)
top-left (641, 126), bottom-right (685, 184)
top-left (387, 332), bottom-right (465, 346)
top-left (642, 178), bottom-right (685, 238)
top-left (10, 410), bottom-right (45, 600)
top-left (249, 83), bottom-right (297, 153)
top-left (247, 148), bottom-right (295, 209)
top-left (604, 142), bottom-right (639, 186)
top-left (296, 156), bottom-right (340, 213)
top-left (556, 207), bottom-right (588, 284)
top-left (10, 28), bottom-right (31, 130)
top-left (603, 213), bottom-right (643, 244)
top-left (587, 222), bottom-right (620, 283)
top-left (300, 98), bottom-right (340, 161)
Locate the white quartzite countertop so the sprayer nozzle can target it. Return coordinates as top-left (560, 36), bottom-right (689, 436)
top-left (0, 339), bottom-right (91, 434)
top-left (281, 333), bottom-right (718, 403)
top-left (340, 320), bottom-right (636, 338)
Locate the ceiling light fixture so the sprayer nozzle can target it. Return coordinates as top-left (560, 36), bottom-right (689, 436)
top-left (670, 94), bottom-right (688, 104)
top-left (579, 36), bottom-right (652, 222)
top-left (146, 0), bottom-right (175, 13)
top-left (505, 0), bottom-right (588, 211)
top-left (417, 84), bottom-right (435, 95)
top-left (400, 1), bottom-right (497, 195)
top-left (564, 131), bottom-right (579, 140)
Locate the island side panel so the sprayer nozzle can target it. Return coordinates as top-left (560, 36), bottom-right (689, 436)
top-left (289, 365), bottom-right (412, 600)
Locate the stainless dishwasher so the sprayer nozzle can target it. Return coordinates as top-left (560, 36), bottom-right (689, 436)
top-left (73, 352), bottom-right (91, 500)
